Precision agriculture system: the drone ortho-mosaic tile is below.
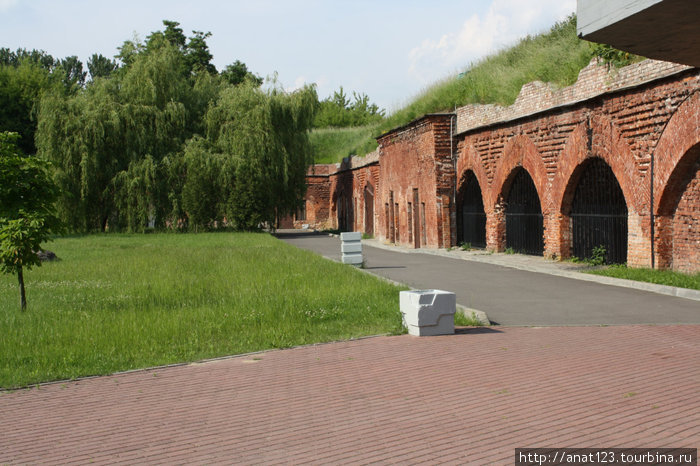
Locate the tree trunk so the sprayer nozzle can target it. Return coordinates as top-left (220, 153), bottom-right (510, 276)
top-left (18, 266), bottom-right (26, 311)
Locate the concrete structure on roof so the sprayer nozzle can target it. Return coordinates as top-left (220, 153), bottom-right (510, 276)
top-left (577, 0), bottom-right (700, 67)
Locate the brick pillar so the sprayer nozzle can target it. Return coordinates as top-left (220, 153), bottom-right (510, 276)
top-left (654, 214), bottom-right (673, 269)
top-left (486, 205), bottom-right (506, 252)
top-left (543, 212), bottom-right (563, 260)
top-left (627, 211), bottom-right (652, 268)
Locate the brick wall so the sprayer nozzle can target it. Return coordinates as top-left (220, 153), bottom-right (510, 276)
top-left (299, 59), bottom-right (699, 272)
top-left (375, 115), bottom-right (454, 248)
top-left (453, 65), bottom-right (700, 271)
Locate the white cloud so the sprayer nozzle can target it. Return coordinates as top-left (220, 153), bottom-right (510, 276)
top-left (0, 0), bottom-right (18, 12)
top-left (407, 0), bottom-right (576, 85)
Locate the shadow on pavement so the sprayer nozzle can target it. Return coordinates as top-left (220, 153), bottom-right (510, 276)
top-left (455, 327), bottom-right (503, 335)
top-left (273, 231), bottom-right (323, 239)
top-left (364, 266), bottom-right (406, 270)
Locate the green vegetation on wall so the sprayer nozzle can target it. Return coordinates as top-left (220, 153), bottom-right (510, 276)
top-left (310, 125), bottom-right (380, 164)
top-left (379, 15), bottom-right (591, 135)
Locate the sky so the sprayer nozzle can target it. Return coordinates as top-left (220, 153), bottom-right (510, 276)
top-left (0, 0), bottom-right (576, 113)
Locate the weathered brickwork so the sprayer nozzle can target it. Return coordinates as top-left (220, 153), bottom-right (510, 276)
top-left (375, 115), bottom-right (455, 248)
top-left (298, 59), bottom-right (700, 272)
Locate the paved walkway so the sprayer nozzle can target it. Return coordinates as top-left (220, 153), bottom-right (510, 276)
top-left (2, 325), bottom-right (698, 464)
top-left (277, 231), bottom-right (700, 326)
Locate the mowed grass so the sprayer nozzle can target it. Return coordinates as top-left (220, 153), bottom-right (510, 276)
top-left (587, 265), bottom-right (700, 291)
top-left (0, 233), bottom-right (406, 389)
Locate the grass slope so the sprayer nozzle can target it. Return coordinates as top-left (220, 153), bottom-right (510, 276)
top-left (0, 233), bottom-right (405, 389)
top-left (316, 15), bottom-right (597, 162)
top-left (379, 15), bottom-right (591, 134)
top-left (310, 125), bottom-right (379, 164)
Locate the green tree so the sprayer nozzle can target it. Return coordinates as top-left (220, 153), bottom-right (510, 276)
top-left (186, 30), bottom-right (216, 75)
top-left (57, 55), bottom-right (86, 90)
top-left (0, 48), bottom-right (56, 70)
top-left (180, 137), bottom-right (225, 230)
top-left (115, 36), bottom-right (144, 67)
top-left (87, 53), bottom-right (118, 80)
top-left (38, 44), bottom-right (190, 231)
top-left (314, 86), bottom-right (384, 128)
top-left (206, 82), bottom-right (317, 229)
top-left (0, 60), bottom-right (52, 154)
top-left (220, 60), bottom-right (263, 87)
top-left (0, 132), bottom-right (61, 311)
top-left (35, 21), bottom-right (308, 234)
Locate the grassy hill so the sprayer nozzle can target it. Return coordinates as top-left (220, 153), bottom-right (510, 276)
top-left (312, 15), bottom-right (603, 163)
top-left (310, 125), bottom-right (379, 164)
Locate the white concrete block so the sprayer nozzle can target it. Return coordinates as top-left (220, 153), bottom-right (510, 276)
top-left (340, 232), bottom-right (363, 266)
top-left (341, 242), bottom-right (363, 253)
top-left (340, 232), bottom-right (362, 242)
top-left (400, 290), bottom-right (456, 336)
top-left (342, 253), bottom-right (363, 265)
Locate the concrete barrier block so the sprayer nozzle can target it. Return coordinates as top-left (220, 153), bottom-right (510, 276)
top-left (341, 232), bottom-right (363, 267)
top-left (340, 232), bottom-right (362, 242)
top-left (342, 242), bottom-right (363, 253)
top-left (342, 253), bottom-right (363, 265)
top-left (400, 289), bottom-right (456, 336)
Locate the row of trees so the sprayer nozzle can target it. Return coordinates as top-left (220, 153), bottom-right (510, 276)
top-left (8, 21), bottom-right (315, 233)
top-left (314, 86), bottom-right (385, 128)
top-left (2, 20), bottom-right (387, 234)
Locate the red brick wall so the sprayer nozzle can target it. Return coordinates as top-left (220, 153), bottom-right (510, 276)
top-left (672, 157), bottom-right (700, 272)
top-left (298, 62), bottom-right (699, 272)
top-left (453, 70), bottom-right (700, 271)
top-left (375, 115), bottom-right (454, 248)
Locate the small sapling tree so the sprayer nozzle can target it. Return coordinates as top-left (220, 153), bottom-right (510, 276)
top-left (0, 132), bottom-right (61, 310)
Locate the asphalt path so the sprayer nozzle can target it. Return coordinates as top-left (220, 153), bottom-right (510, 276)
top-left (276, 231), bottom-right (700, 326)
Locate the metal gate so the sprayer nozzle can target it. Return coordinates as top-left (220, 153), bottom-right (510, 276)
top-left (571, 158), bottom-right (627, 264)
top-left (505, 169), bottom-right (543, 255)
top-left (458, 174), bottom-right (486, 248)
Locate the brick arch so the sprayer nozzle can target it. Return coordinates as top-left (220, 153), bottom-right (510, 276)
top-left (548, 118), bottom-right (639, 260)
top-left (456, 143), bottom-right (492, 209)
top-left (652, 92), bottom-right (700, 270)
top-left (653, 92), bottom-right (700, 215)
top-left (486, 134), bottom-right (547, 252)
top-left (492, 134), bottom-right (549, 212)
top-left (553, 117), bottom-right (638, 215)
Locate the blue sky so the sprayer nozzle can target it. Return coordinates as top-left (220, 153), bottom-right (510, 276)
top-left (0, 0), bottom-right (576, 112)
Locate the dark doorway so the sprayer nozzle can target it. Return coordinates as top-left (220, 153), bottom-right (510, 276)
top-left (570, 158), bottom-right (628, 264)
top-left (505, 168), bottom-right (544, 255)
top-left (364, 185), bottom-right (374, 236)
top-left (457, 172), bottom-right (486, 248)
top-left (337, 193), bottom-right (349, 232)
top-left (413, 189), bottom-right (421, 248)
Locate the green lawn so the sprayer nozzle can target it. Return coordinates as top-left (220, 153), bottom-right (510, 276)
top-left (0, 233), bottom-right (406, 389)
top-left (586, 265), bottom-right (700, 291)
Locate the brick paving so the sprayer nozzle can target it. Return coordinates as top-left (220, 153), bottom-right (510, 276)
top-left (1, 325), bottom-right (698, 464)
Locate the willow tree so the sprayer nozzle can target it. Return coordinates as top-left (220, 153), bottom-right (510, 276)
top-left (36, 79), bottom-right (123, 230)
top-left (205, 82), bottom-right (317, 230)
top-left (36, 43), bottom-right (190, 231)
